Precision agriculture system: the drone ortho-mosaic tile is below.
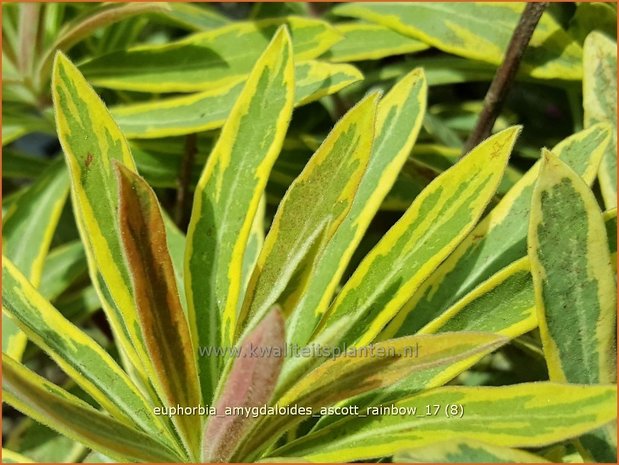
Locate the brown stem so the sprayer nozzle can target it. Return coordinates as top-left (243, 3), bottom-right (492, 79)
top-left (462, 2), bottom-right (548, 156)
top-left (175, 133), bottom-right (198, 230)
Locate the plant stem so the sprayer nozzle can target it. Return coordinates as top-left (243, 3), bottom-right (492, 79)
top-left (462, 2), bottom-right (548, 156)
top-left (175, 133), bottom-right (197, 229)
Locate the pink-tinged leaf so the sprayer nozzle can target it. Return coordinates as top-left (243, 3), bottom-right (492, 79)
top-left (115, 161), bottom-right (201, 459)
top-left (203, 308), bottom-right (285, 462)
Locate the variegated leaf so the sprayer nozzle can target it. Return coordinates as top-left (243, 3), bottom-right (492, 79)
top-left (584, 31), bottom-right (617, 209)
top-left (80, 17), bottom-right (340, 92)
top-left (529, 150), bottom-right (617, 462)
top-left (322, 22), bottom-right (428, 62)
top-left (2, 356), bottom-right (184, 463)
top-left (184, 27), bottom-right (294, 403)
top-left (237, 91), bottom-right (380, 341)
top-left (233, 332), bottom-right (507, 461)
top-left (273, 383), bottom-right (617, 462)
top-left (387, 124), bottom-right (610, 337)
top-left (318, 126), bottom-right (520, 348)
top-left (2, 258), bottom-right (176, 447)
top-left (333, 2), bottom-right (583, 80)
top-left (112, 61), bottom-right (362, 139)
top-left (2, 158), bottom-right (69, 360)
top-left (286, 68), bottom-right (427, 348)
top-left (52, 52), bottom-right (150, 377)
top-left (394, 439), bottom-right (550, 463)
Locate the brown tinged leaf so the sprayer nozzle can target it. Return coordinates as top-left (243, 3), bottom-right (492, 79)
top-left (115, 161), bottom-right (201, 459)
top-left (203, 307), bottom-right (285, 463)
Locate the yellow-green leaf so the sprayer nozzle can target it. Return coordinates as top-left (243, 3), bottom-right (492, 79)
top-left (37, 2), bottom-right (172, 86)
top-left (2, 158), bottom-right (69, 360)
top-left (387, 124), bottom-right (610, 337)
top-left (394, 439), bottom-right (550, 463)
top-left (2, 258), bottom-right (175, 447)
top-left (2, 356), bottom-right (184, 463)
top-left (80, 17), bottom-right (340, 92)
top-left (111, 61), bottom-right (362, 139)
top-left (529, 150), bottom-right (617, 462)
top-left (318, 126), bottom-right (520, 348)
top-left (322, 22), bottom-right (428, 62)
top-left (420, 257), bottom-right (536, 337)
top-left (286, 68), bottom-right (427, 348)
top-left (530, 150), bottom-right (616, 384)
top-left (52, 52), bottom-right (149, 377)
top-left (237, 91), bottom-right (380, 341)
top-left (583, 32), bottom-right (617, 209)
top-left (234, 332), bottom-right (507, 462)
top-left (1, 449), bottom-right (34, 463)
top-left (184, 27), bottom-right (294, 403)
top-left (274, 383), bottom-right (617, 462)
top-left (334, 2), bottom-right (583, 80)
top-left (39, 241), bottom-right (87, 301)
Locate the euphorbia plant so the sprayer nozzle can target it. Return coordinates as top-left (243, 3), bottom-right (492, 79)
top-left (2, 21), bottom-right (617, 465)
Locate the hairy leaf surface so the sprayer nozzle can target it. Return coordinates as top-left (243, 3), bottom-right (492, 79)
top-left (387, 124), bottom-right (610, 337)
top-left (286, 68), bottom-right (427, 347)
top-left (319, 126), bottom-right (520, 347)
top-left (184, 27), bottom-right (294, 403)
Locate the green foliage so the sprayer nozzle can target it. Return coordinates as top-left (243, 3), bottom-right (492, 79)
top-left (2, 2), bottom-right (617, 463)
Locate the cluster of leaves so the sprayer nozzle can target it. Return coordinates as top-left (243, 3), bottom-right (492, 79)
top-left (2, 2), bottom-right (617, 463)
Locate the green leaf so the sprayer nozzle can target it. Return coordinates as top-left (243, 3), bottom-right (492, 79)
top-left (52, 51), bottom-right (150, 377)
top-left (116, 162), bottom-right (201, 459)
top-left (387, 124), bottom-right (610, 337)
top-left (420, 257), bottom-right (536, 337)
top-left (583, 32), bottom-right (617, 209)
top-left (286, 68), bottom-right (427, 348)
top-left (2, 159), bottom-right (69, 289)
top-left (1, 113), bottom-right (53, 146)
top-left (237, 91), bottom-right (380, 341)
top-left (80, 17), bottom-right (341, 92)
top-left (394, 439), bottom-right (550, 463)
top-left (37, 3), bottom-right (172, 86)
top-left (605, 208), bottom-right (617, 269)
top-left (234, 332), bottom-right (507, 461)
top-left (111, 60), bottom-right (362, 139)
top-left (184, 27), bottom-right (294, 403)
top-left (157, 2), bottom-right (228, 31)
top-left (2, 258), bottom-right (174, 447)
top-left (1, 150), bottom-right (52, 177)
top-left (273, 383), bottom-right (617, 462)
top-left (39, 241), bottom-right (87, 300)
top-left (319, 126), bottom-right (520, 348)
top-left (2, 158), bottom-right (69, 360)
top-left (2, 356), bottom-right (184, 463)
top-left (321, 22), bottom-right (428, 62)
top-left (7, 413), bottom-right (86, 462)
top-left (334, 2), bottom-right (583, 80)
top-left (529, 150), bottom-right (617, 462)
top-left (373, 57), bottom-right (496, 87)
top-left (530, 150), bottom-right (616, 384)
top-left (568, 3), bottom-right (617, 45)
top-left (203, 308), bottom-right (285, 463)
top-left (1, 449), bottom-right (34, 463)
